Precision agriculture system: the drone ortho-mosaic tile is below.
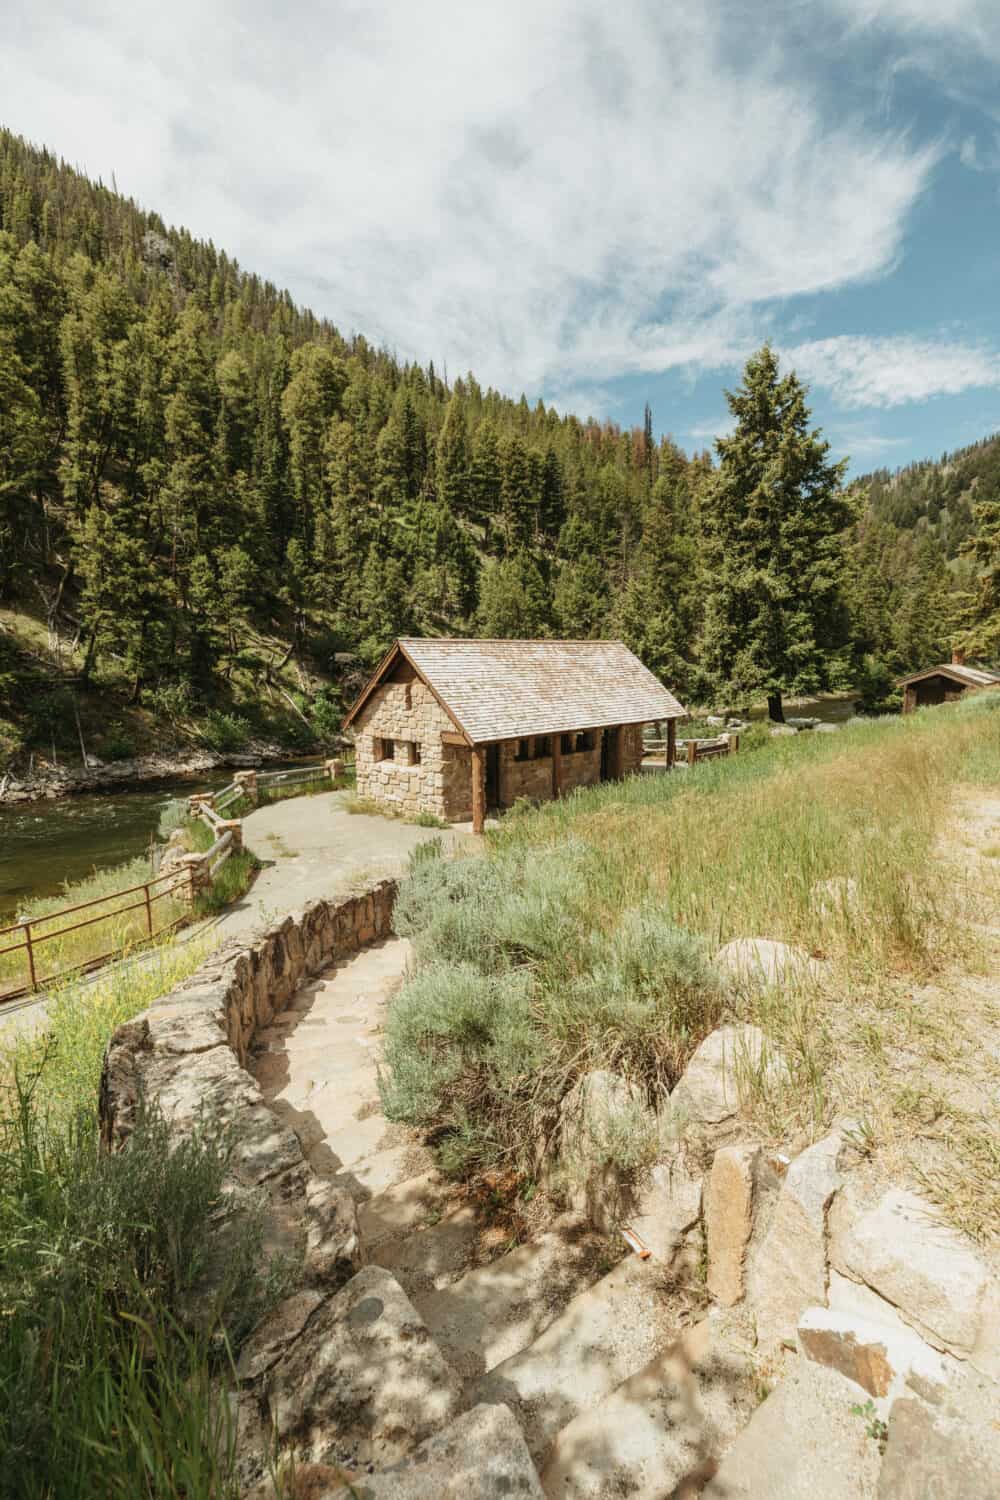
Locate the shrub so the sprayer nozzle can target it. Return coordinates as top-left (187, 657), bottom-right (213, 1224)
top-left (200, 711), bottom-right (251, 752)
top-left (157, 796), bottom-right (189, 839)
top-left (309, 689), bottom-right (342, 744)
top-left (100, 724), bottom-right (138, 761)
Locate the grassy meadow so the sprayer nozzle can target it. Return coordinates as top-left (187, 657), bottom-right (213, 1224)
top-left (382, 694), bottom-right (1000, 1239)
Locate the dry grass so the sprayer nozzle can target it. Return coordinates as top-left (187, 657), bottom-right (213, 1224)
top-left (388, 697), bottom-right (1000, 1243)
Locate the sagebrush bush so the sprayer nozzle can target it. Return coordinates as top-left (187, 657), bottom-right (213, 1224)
top-left (382, 843), bottom-right (724, 1175)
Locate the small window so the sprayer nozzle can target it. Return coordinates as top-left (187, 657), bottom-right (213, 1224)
top-left (407, 741), bottom-right (421, 766)
top-left (535, 736), bottom-right (551, 758)
top-left (515, 737), bottom-right (534, 762)
top-left (404, 682), bottom-right (413, 711)
top-left (374, 736), bottom-right (394, 762)
top-left (577, 731), bottom-right (595, 752)
top-left (560, 732), bottom-right (574, 755)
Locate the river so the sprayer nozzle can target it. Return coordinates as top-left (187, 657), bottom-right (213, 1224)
top-left (0, 761), bottom-right (324, 922)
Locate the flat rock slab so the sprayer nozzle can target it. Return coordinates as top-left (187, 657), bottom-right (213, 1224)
top-left (831, 1186), bottom-right (991, 1357)
top-left (415, 1215), bottom-right (610, 1379)
top-left (473, 1255), bottom-right (681, 1458)
top-left (358, 1169), bottom-right (456, 1248)
top-left (704, 1360), bottom-right (882, 1500)
top-left (540, 1319), bottom-right (754, 1500)
top-left (878, 1394), bottom-right (1000, 1499)
top-left (265, 1265), bottom-right (461, 1470)
top-left (326, 1402), bottom-right (544, 1499)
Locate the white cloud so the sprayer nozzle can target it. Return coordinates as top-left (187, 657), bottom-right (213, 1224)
top-left (832, 0), bottom-right (1000, 51)
top-left (684, 416), bottom-right (736, 443)
top-left (784, 335), bottom-right (1000, 408)
top-left (0, 1), bottom-right (939, 396)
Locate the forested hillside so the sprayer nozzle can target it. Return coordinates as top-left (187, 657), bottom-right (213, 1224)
top-left (1, 128), bottom-right (998, 766)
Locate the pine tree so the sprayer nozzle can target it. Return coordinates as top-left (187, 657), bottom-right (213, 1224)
top-left (701, 346), bottom-right (851, 720)
top-left (959, 493), bottom-right (1000, 656)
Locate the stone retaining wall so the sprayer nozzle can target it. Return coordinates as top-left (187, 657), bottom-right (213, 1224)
top-left (100, 880), bottom-right (397, 1296)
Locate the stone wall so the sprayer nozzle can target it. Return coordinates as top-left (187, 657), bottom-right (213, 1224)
top-left (354, 680), bottom-right (471, 821)
top-left (100, 881), bottom-right (397, 1290)
top-left (354, 684), bottom-right (652, 823)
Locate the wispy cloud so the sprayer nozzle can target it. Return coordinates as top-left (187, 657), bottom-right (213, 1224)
top-left (684, 416), bottom-right (736, 443)
top-left (0, 1), bottom-right (939, 396)
top-left (785, 334), bottom-right (1000, 408)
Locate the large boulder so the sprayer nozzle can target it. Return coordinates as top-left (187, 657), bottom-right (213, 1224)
top-left (671, 1024), bottom-right (788, 1127)
top-left (264, 1265), bottom-right (462, 1471)
top-left (716, 937), bottom-right (822, 990)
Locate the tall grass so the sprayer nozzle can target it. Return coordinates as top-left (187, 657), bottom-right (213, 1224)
top-left (0, 855), bottom-right (191, 997)
top-left (0, 933), bottom-right (286, 1497)
top-left (381, 699), bottom-right (1000, 1182)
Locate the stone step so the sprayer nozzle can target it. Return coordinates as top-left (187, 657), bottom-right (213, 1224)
top-left (358, 1167), bottom-right (457, 1246)
top-left (539, 1318), bottom-right (755, 1499)
top-left (370, 1206), bottom-right (482, 1299)
top-left (472, 1253), bottom-right (689, 1459)
top-left (413, 1214), bottom-right (614, 1379)
top-left (329, 1140), bottom-right (432, 1200)
top-left (703, 1358), bottom-right (884, 1499)
top-left (328, 1401), bottom-right (544, 1499)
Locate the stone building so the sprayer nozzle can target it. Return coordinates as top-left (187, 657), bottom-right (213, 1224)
top-left (343, 638), bottom-right (687, 832)
top-left (898, 650), bottom-right (1000, 714)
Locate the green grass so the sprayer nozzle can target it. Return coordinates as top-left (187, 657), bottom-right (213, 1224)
top-left (381, 696), bottom-right (1000, 1194)
top-left (0, 933), bottom-right (289, 1499)
top-left (0, 855), bottom-right (192, 997)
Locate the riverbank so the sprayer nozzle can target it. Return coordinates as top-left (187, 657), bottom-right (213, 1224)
top-left (0, 741), bottom-right (326, 807)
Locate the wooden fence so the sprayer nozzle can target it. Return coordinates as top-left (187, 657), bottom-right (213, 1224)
top-left (1, 758), bottom-right (348, 1006)
top-left (0, 866), bottom-right (193, 1001)
top-left (644, 732), bottom-right (739, 767)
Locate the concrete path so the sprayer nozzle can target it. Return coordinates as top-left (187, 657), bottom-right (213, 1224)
top-left (212, 790), bottom-right (470, 941)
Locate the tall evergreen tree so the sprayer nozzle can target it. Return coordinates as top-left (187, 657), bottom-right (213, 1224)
top-left (701, 346), bottom-right (851, 721)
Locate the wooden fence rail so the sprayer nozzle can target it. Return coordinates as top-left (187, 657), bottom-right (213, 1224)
top-left (0, 866), bottom-right (193, 1001)
top-left (1, 757), bottom-right (349, 1007)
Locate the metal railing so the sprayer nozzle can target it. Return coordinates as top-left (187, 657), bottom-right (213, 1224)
top-left (0, 866), bottom-right (193, 1001)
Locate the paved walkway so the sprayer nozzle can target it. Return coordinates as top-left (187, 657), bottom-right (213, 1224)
top-left (209, 790), bottom-right (470, 942)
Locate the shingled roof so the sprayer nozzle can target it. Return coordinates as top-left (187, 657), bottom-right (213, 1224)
top-left (344, 638), bottom-right (686, 745)
top-left (897, 662), bottom-right (1000, 690)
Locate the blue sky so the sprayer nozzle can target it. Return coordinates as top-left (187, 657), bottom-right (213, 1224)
top-left (3, 0), bottom-right (1000, 475)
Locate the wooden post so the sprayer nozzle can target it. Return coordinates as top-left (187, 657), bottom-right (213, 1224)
top-left (21, 921), bottom-right (37, 992)
top-left (687, 739), bottom-right (697, 767)
top-left (727, 732), bottom-right (739, 755)
top-left (220, 818), bottom-right (243, 851)
top-left (551, 735), bottom-right (563, 800)
top-left (610, 725), bottom-right (624, 780)
top-left (234, 769), bottom-right (258, 804)
top-left (666, 718), bottom-right (676, 769)
top-left (144, 882), bottom-right (154, 937)
top-left (471, 745), bottom-right (486, 834)
top-left (902, 686), bottom-right (916, 715)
